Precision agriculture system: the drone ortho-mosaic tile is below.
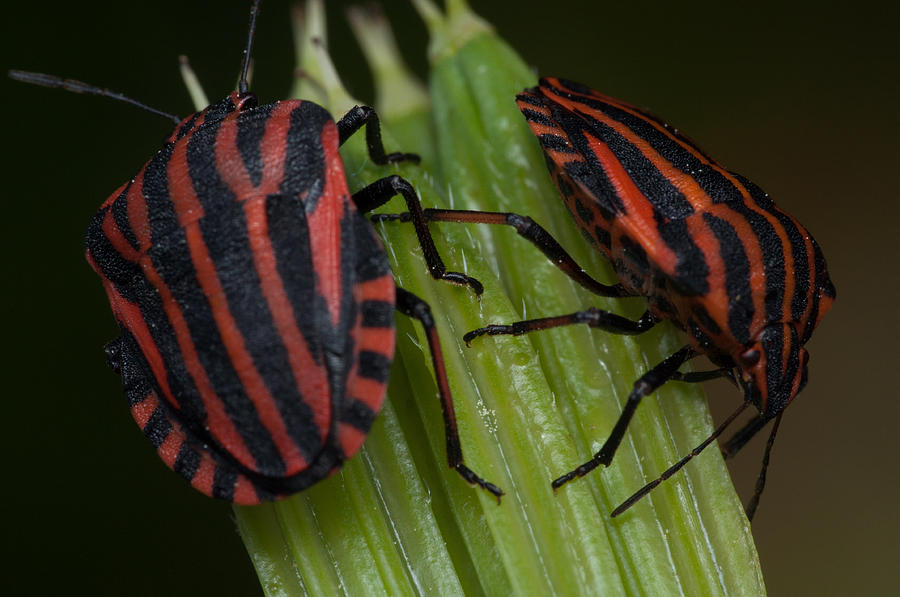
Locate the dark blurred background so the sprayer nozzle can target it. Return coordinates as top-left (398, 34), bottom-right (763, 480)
top-left (2, 1), bottom-right (896, 595)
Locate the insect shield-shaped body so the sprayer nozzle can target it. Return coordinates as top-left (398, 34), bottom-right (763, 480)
top-left (456, 77), bottom-right (834, 519)
top-left (88, 93), bottom-right (392, 504)
top-left (12, 3), bottom-right (501, 505)
top-left (518, 77), bottom-right (835, 415)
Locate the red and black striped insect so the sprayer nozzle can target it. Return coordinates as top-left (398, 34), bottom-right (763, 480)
top-left (379, 77), bottom-right (834, 520)
top-left (8, 1), bottom-right (502, 504)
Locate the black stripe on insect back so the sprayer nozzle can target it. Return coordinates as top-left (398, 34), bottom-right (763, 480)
top-left (703, 212), bottom-right (754, 343)
top-left (774, 210), bottom-right (810, 323)
top-left (110, 181), bottom-right (141, 252)
top-left (566, 102), bottom-right (695, 222)
top-left (547, 78), bottom-right (747, 206)
top-left (143, 406), bottom-right (172, 449)
top-left (143, 144), bottom-right (183, 243)
top-left (539, 133), bottom-right (577, 153)
top-left (549, 105), bottom-right (626, 216)
top-left (521, 107), bottom-right (555, 128)
top-left (143, 141), bottom-right (284, 475)
top-left (361, 300), bottom-right (394, 328)
top-left (187, 120), bottom-right (324, 467)
top-left (201, 96), bottom-right (238, 129)
top-left (733, 173), bottom-right (811, 324)
top-left (551, 78), bottom-right (721, 164)
top-left (761, 323), bottom-right (801, 416)
top-left (174, 442), bottom-right (201, 481)
top-left (176, 112), bottom-right (201, 141)
top-left (656, 215), bottom-right (710, 297)
top-left (117, 331), bottom-right (216, 492)
top-left (358, 351), bottom-right (391, 383)
top-left (87, 202), bottom-right (216, 442)
top-left (280, 102), bottom-right (331, 208)
top-left (119, 341), bottom-right (154, 407)
top-left (550, 100), bottom-right (711, 295)
top-left (573, 197), bottom-right (596, 226)
top-left (86, 207), bottom-right (141, 290)
top-left (262, 192), bottom-right (341, 457)
top-left (340, 399), bottom-right (377, 432)
top-left (516, 90), bottom-right (544, 108)
top-left (264, 192), bottom-right (324, 367)
top-left (212, 463), bottom-right (238, 501)
top-left (236, 103), bottom-right (275, 187)
top-left (721, 190), bottom-right (787, 324)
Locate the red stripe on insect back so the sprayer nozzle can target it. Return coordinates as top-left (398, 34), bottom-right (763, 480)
top-left (157, 426), bottom-right (184, 468)
top-left (308, 121), bottom-right (347, 327)
top-left (356, 325), bottom-right (395, 357)
top-left (134, 385), bottom-right (262, 505)
top-left (690, 205), bottom-right (769, 341)
top-left (573, 109), bottom-right (769, 304)
top-left (100, 204), bottom-right (141, 262)
top-left (126, 174), bottom-right (153, 253)
top-left (190, 452), bottom-right (217, 498)
top-left (541, 78), bottom-right (816, 336)
top-left (199, 100), bottom-right (331, 457)
top-left (258, 102), bottom-right (295, 186)
top-left (133, 244), bottom-right (259, 471)
top-left (542, 78), bottom-right (736, 183)
top-left (346, 276), bottom-right (395, 414)
top-left (166, 139), bottom-right (205, 226)
top-left (231, 476), bottom-right (260, 505)
top-left (579, 128), bottom-right (679, 274)
top-left (337, 423), bottom-right (367, 461)
top-left (212, 112), bottom-right (255, 197)
top-left (349, 377), bottom-right (388, 413)
top-left (131, 394), bottom-right (156, 429)
top-left (356, 277), bottom-right (396, 323)
top-left (213, 101), bottom-right (297, 198)
top-left (242, 194), bottom-right (330, 451)
top-left (163, 148), bottom-right (308, 476)
top-left (98, 278), bottom-right (178, 409)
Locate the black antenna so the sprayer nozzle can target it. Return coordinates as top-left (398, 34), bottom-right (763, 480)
top-left (8, 70), bottom-right (181, 124)
top-left (239, 0), bottom-right (262, 94)
top-left (611, 401), bottom-right (750, 517)
top-left (744, 411), bottom-right (783, 521)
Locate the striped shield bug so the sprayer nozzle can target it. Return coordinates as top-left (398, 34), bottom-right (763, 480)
top-left (8, 1), bottom-right (504, 504)
top-left (378, 77), bottom-right (835, 520)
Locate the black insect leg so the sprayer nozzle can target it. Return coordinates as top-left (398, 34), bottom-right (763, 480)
top-left (610, 400), bottom-right (751, 517)
top-left (336, 105), bottom-right (419, 165)
top-left (552, 345), bottom-right (698, 489)
top-left (373, 208), bottom-right (630, 298)
top-left (353, 176), bottom-right (483, 294)
top-left (464, 308), bottom-right (657, 345)
top-left (395, 286), bottom-right (503, 501)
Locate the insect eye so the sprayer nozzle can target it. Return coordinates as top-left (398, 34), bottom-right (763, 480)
top-left (738, 348), bottom-right (761, 367)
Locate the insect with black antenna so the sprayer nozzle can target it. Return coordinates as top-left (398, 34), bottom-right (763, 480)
top-left (377, 76), bottom-right (835, 521)
top-left (10, 0), bottom-right (506, 503)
